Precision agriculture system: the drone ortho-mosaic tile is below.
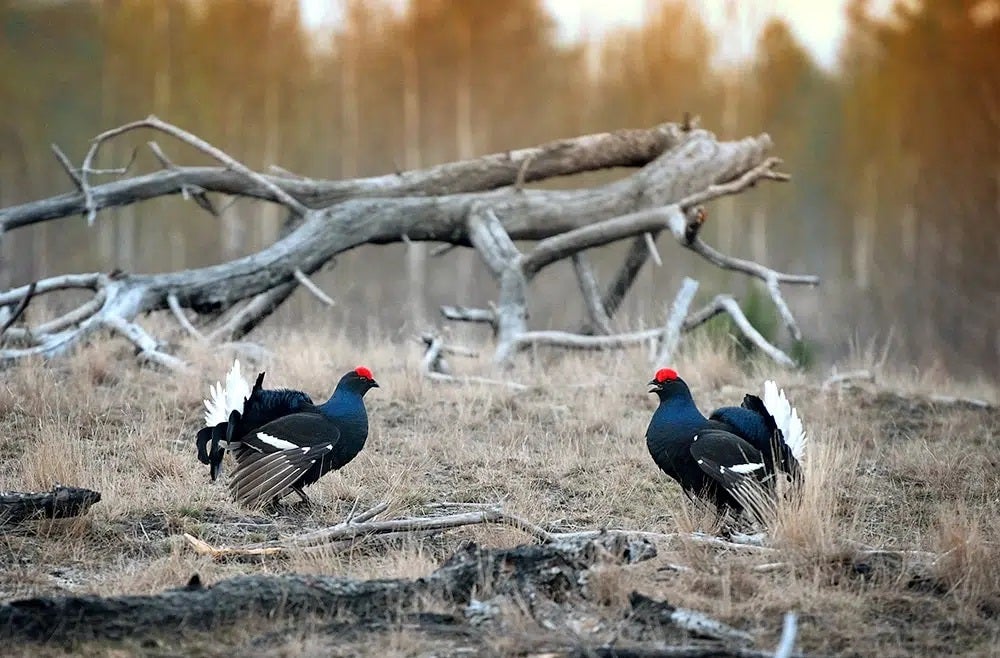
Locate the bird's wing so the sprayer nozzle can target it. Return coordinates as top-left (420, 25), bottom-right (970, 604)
top-left (689, 429), bottom-right (775, 523)
top-left (228, 444), bottom-right (334, 508)
top-left (227, 412), bottom-right (341, 454)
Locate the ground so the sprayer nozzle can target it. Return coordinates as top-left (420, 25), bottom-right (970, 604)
top-left (0, 327), bottom-right (998, 657)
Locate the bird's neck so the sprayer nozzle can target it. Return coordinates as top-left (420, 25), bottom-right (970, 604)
top-left (319, 387), bottom-right (368, 435)
top-left (652, 392), bottom-right (707, 435)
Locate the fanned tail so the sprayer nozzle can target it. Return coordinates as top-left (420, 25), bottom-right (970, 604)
top-left (762, 380), bottom-right (807, 462)
top-left (203, 359), bottom-right (252, 427)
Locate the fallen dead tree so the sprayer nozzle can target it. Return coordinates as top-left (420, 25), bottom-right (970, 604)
top-left (0, 117), bottom-right (819, 371)
top-left (1, 532), bottom-right (766, 653)
top-left (0, 485), bottom-right (101, 526)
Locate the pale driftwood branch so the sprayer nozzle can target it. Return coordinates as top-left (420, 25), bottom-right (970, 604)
top-left (679, 156), bottom-right (789, 209)
top-left (643, 232), bottom-right (663, 266)
top-left (683, 294), bottom-right (796, 367)
top-left (655, 277), bottom-right (700, 367)
top-left (423, 371), bottom-right (530, 390)
top-left (50, 144), bottom-right (83, 190)
top-left (419, 333), bottom-right (448, 375)
top-left (429, 243), bottom-right (459, 257)
top-left (186, 507), bottom-right (554, 558)
top-left (417, 333), bottom-right (526, 388)
top-left (0, 281), bottom-right (35, 337)
top-left (0, 120), bottom-right (819, 371)
top-left (0, 274), bottom-right (100, 307)
top-left (440, 305), bottom-right (497, 328)
top-left (101, 315), bottom-right (188, 371)
top-left (598, 233), bottom-right (657, 327)
top-left (166, 293), bottom-right (206, 341)
top-left (419, 332), bottom-right (478, 358)
top-left (206, 281), bottom-right (299, 343)
top-left (0, 485), bottom-right (102, 526)
top-left (467, 207), bottom-right (528, 365)
top-left (2, 124), bottom-right (682, 232)
top-left (147, 140), bottom-right (176, 170)
top-left (186, 502), bottom-right (779, 560)
top-left (78, 116), bottom-right (307, 225)
top-left (292, 268), bottom-right (335, 307)
top-left (516, 328), bottom-right (662, 351)
top-left (668, 604), bottom-right (754, 644)
top-left (821, 369), bottom-right (875, 390)
top-left (571, 253), bottom-right (613, 334)
top-left (775, 612), bottom-right (799, 658)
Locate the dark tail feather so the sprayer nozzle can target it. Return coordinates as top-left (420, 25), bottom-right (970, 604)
top-left (209, 410), bottom-right (243, 482)
top-left (195, 427), bottom-right (213, 465)
top-left (208, 423), bottom-right (229, 481)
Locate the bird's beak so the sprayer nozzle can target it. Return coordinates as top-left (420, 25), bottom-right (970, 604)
top-left (370, 380), bottom-right (380, 389)
top-left (648, 379), bottom-right (661, 393)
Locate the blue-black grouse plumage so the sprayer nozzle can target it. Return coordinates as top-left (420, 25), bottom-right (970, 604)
top-left (711, 394), bottom-right (801, 482)
top-left (220, 366), bottom-right (380, 508)
top-left (644, 368), bottom-right (807, 519)
top-left (196, 371), bottom-right (314, 481)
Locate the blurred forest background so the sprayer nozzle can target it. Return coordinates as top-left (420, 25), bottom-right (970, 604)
top-left (0, 0), bottom-right (997, 380)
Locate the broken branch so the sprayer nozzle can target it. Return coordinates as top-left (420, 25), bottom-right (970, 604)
top-left (655, 277), bottom-right (700, 367)
top-left (683, 294), bottom-right (796, 367)
top-left (292, 268), bottom-right (335, 307)
top-left (571, 253), bottom-right (613, 334)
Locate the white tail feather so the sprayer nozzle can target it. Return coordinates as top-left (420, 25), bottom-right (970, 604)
top-left (203, 359), bottom-right (252, 426)
top-left (762, 380), bottom-right (807, 461)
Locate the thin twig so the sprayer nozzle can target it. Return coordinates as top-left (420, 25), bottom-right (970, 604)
top-left (420, 334), bottom-right (447, 375)
top-left (571, 253), bottom-right (613, 335)
top-left (821, 369), bottom-right (875, 390)
top-left (654, 277), bottom-right (699, 367)
top-left (79, 116), bottom-right (307, 225)
top-left (0, 274), bottom-right (100, 307)
top-left (643, 232), bottom-right (663, 266)
top-left (430, 243), bottom-right (459, 257)
top-left (0, 281), bottom-right (36, 337)
top-left (50, 145), bottom-right (82, 190)
top-left (100, 315), bottom-right (187, 372)
top-left (683, 294), bottom-right (796, 367)
top-left (147, 140), bottom-right (176, 170)
top-left (514, 152), bottom-right (537, 191)
top-left (440, 305), bottom-right (497, 328)
top-left (424, 371), bottom-right (529, 391)
top-left (293, 269), bottom-right (335, 307)
top-left (166, 293), bottom-right (206, 341)
top-left (419, 332), bottom-right (478, 358)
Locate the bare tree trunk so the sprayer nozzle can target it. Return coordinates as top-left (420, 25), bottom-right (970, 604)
top-left (853, 161), bottom-right (877, 290)
top-left (454, 16), bottom-right (477, 309)
top-left (260, 39), bottom-right (282, 253)
top-left (403, 28), bottom-right (426, 328)
top-left (97, 7), bottom-right (116, 267)
top-left (153, 1), bottom-right (171, 116)
top-left (340, 15), bottom-right (360, 179)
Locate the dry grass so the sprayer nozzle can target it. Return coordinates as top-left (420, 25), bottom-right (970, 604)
top-left (1, 325), bottom-right (998, 656)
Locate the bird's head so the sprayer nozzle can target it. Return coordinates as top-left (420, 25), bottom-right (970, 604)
top-left (647, 367), bottom-right (689, 399)
top-left (339, 366), bottom-right (380, 396)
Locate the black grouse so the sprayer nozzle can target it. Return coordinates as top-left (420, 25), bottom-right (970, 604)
top-left (644, 368), bottom-right (807, 520)
top-left (196, 360), bottom-right (314, 481)
top-left (196, 360), bottom-right (379, 507)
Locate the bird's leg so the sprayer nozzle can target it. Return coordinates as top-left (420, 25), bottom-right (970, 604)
top-left (291, 486), bottom-right (312, 505)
